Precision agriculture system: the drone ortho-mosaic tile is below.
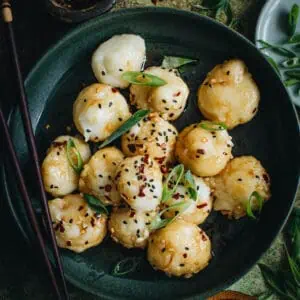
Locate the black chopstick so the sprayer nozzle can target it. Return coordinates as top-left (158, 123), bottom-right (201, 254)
top-left (0, 107), bottom-right (62, 299)
top-left (1, 1), bottom-right (69, 299)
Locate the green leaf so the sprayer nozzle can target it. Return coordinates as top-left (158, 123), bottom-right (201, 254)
top-left (111, 257), bottom-right (141, 276)
top-left (66, 138), bottom-right (83, 174)
top-left (183, 170), bottom-right (197, 201)
top-left (161, 56), bottom-right (197, 69)
top-left (98, 110), bottom-right (150, 149)
top-left (288, 4), bottom-right (300, 39)
top-left (83, 194), bottom-right (109, 215)
top-left (286, 70), bottom-right (300, 80)
top-left (282, 57), bottom-right (300, 68)
top-left (258, 40), bottom-right (297, 58)
top-left (199, 121), bottom-right (227, 131)
top-left (288, 34), bottom-right (300, 44)
top-left (264, 54), bottom-right (281, 76)
top-left (284, 78), bottom-right (300, 87)
top-left (122, 71), bottom-right (167, 86)
top-left (258, 263), bottom-right (288, 298)
top-left (149, 201), bottom-right (192, 231)
top-left (285, 244), bottom-right (300, 287)
top-left (161, 164), bottom-right (185, 203)
top-left (246, 191), bottom-right (264, 220)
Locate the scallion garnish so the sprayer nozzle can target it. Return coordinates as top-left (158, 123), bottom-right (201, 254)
top-left (183, 170), bottom-right (197, 201)
top-left (149, 200), bottom-right (192, 231)
top-left (257, 40), bottom-right (297, 58)
top-left (161, 164), bottom-right (185, 203)
top-left (83, 194), bottom-right (109, 215)
top-left (281, 57), bottom-right (300, 68)
top-left (161, 56), bottom-right (197, 69)
top-left (286, 70), bottom-right (300, 80)
top-left (199, 121), bottom-right (227, 131)
top-left (246, 191), bottom-right (264, 220)
top-left (284, 78), bottom-right (300, 87)
top-left (111, 257), bottom-right (141, 276)
top-left (264, 54), bottom-right (281, 76)
top-left (288, 33), bottom-right (300, 44)
top-left (98, 110), bottom-right (150, 149)
top-left (66, 138), bottom-right (83, 174)
top-left (121, 71), bottom-right (167, 86)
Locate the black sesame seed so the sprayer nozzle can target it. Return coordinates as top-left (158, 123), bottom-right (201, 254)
top-left (109, 102), bottom-right (113, 107)
top-left (123, 220), bottom-right (128, 224)
top-left (180, 264), bottom-right (185, 267)
top-left (237, 178), bottom-right (242, 181)
top-left (162, 248), bottom-right (166, 253)
top-left (98, 174), bottom-right (103, 178)
top-left (118, 117), bottom-right (123, 122)
top-left (86, 129), bottom-right (91, 133)
top-left (256, 175), bottom-right (260, 179)
top-left (119, 68), bottom-right (123, 72)
top-left (162, 99), bottom-right (167, 103)
top-left (134, 219), bottom-right (138, 224)
top-left (185, 247), bottom-right (189, 250)
top-left (165, 107), bottom-right (169, 111)
top-left (57, 152), bottom-right (60, 156)
top-left (226, 71), bottom-right (230, 75)
top-left (101, 71), bottom-right (106, 76)
top-left (127, 181), bottom-right (131, 186)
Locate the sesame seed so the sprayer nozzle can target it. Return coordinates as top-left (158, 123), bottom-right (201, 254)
top-left (85, 241), bottom-right (89, 245)
top-left (98, 174), bottom-right (103, 178)
top-left (180, 264), bottom-right (185, 267)
top-left (118, 117), bottom-right (123, 122)
top-left (165, 107), bottom-right (169, 111)
top-left (109, 102), bottom-right (113, 107)
top-left (69, 219), bottom-right (73, 224)
top-left (119, 68), bottom-right (123, 72)
top-left (101, 71), bottom-right (106, 76)
top-left (185, 247), bottom-right (189, 250)
top-left (162, 248), bottom-right (166, 253)
top-left (66, 241), bottom-right (72, 246)
top-left (237, 178), bottom-right (242, 181)
top-left (57, 152), bottom-right (60, 156)
top-left (162, 99), bottom-right (167, 103)
top-left (83, 99), bottom-right (87, 102)
top-left (183, 253), bottom-right (187, 258)
top-left (123, 220), bottom-right (127, 224)
top-left (78, 206), bottom-right (84, 211)
top-left (86, 129), bottom-right (91, 133)
top-left (226, 71), bottom-right (230, 75)
top-left (127, 181), bottom-right (131, 186)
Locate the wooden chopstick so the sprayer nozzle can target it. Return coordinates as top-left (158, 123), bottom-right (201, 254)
top-left (0, 107), bottom-right (62, 299)
top-left (1, 1), bottom-right (69, 299)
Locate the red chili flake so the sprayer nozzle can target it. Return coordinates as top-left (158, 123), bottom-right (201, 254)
top-left (66, 241), bottom-right (72, 246)
top-left (151, 0), bottom-right (158, 5)
top-left (143, 154), bottom-right (150, 164)
top-left (131, 94), bottom-right (136, 100)
top-left (197, 149), bottom-right (205, 155)
top-left (105, 185), bottom-right (112, 192)
top-left (201, 234), bottom-right (207, 241)
top-left (263, 174), bottom-right (269, 183)
top-left (139, 164), bottom-right (145, 174)
top-left (78, 206), bottom-right (84, 211)
top-left (112, 88), bottom-right (118, 93)
top-left (197, 203), bottom-right (208, 209)
top-left (129, 211), bottom-right (136, 218)
top-left (173, 193), bottom-right (180, 200)
top-left (138, 185), bottom-right (146, 197)
top-left (160, 166), bottom-right (168, 174)
top-left (154, 156), bottom-right (166, 164)
top-left (183, 253), bottom-right (187, 258)
top-left (173, 91), bottom-right (181, 97)
top-left (115, 171), bottom-right (121, 180)
top-left (59, 225), bottom-right (65, 233)
top-left (252, 107), bottom-right (257, 114)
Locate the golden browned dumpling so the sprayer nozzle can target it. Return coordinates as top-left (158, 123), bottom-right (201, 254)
top-left (121, 112), bottom-right (178, 168)
top-left (49, 194), bottom-right (107, 253)
top-left (130, 66), bottom-right (189, 121)
top-left (79, 147), bottom-right (124, 206)
top-left (42, 135), bottom-right (91, 197)
top-left (163, 173), bottom-right (212, 225)
top-left (198, 59), bottom-right (260, 129)
top-left (211, 156), bottom-right (271, 219)
top-left (115, 155), bottom-right (163, 212)
top-left (73, 83), bottom-right (131, 142)
top-left (175, 123), bottom-right (233, 177)
top-left (108, 206), bottom-right (156, 249)
top-left (147, 220), bottom-right (211, 278)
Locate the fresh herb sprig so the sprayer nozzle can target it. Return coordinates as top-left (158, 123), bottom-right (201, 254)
top-left (184, 170), bottom-right (198, 201)
top-left (161, 56), bottom-right (197, 71)
top-left (258, 208), bottom-right (300, 300)
top-left (83, 194), bottom-right (109, 215)
top-left (66, 138), bottom-right (83, 174)
top-left (199, 120), bottom-right (227, 131)
top-left (246, 191), bottom-right (264, 220)
top-left (122, 71), bottom-right (167, 86)
top-left (288, 4), bottom-right (300, 42)
top-left (98, 110), bottom-right (150, 149)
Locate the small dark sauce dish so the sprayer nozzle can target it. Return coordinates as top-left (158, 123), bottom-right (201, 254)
top-left (45, 0), bottom-right (115, 23)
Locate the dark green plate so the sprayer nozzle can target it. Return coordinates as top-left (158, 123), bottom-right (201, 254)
top-left (2, 7), bottom-right (300, 300)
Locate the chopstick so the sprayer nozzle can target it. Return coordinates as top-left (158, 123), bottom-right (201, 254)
top-left (1, 1), bottom-right (69, 299)
top-left (0, 107), bottom-right (62, 299)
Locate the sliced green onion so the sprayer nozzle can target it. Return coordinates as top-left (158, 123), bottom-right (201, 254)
top-left (257, 40), bottom-right (297, 58)
top-left (199, 121), bottom-right (227, 131)
top-left (284, 78), bottom-right (300, 87)
top-left (161, 56), bottom-right (197, 69)
top-left (246, 191), bottom-right (264, 220)
top-left (98, 110), bottom-right (150, 149)
top-left (183, 170), bottom-right (197, 201)
top-left (264, 54), bottom-right (281, 76)
top-left (281, 57), bottom-right (300, 68)
top-left (284, 243), bottom-right (300, 286)
top-left (288, 4), bottom-right (299, 39)
top-left (286, 70), bottom-right (300, 80)
top-left (112, 257), bottom-right (141, 276)
top-left (288, 33), bottom-right (300, 44)
top-left (121, 71), bottom-right (167, 86)
top-left (66, 138), bottom-right (83, 174)
top-left (149, 200), bottom-right (192, 231)
top-left (83, 194), bottom-right (109, 215)
top-left (161, 164), bottom-right (185, 203)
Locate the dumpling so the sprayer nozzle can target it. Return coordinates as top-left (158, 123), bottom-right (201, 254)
top-left (73, 83), bottom-right (131, 142)
top-left (79, 147), bottom-right (124, 206)
top-left (147, 220), bottom-right (211, 278)
top-left (175, 123), bottom-right (233, 177)
top-left (211, 156), bottom-right (271, 219)
top-left (130, 66), bottom-right (189, 121)
top-left (92, 34), bottom-right (146, 88)
top-left (108, 205), bottom-right (156, 249)
top-left (115, 155), bottom-right (163, 212)
top-left (49, 194), bottom-right (107, 253)
top-left (162, 172), bottom-right (212, 225)
top-left (198, 59), bottom-right (260, 129)
top-left (121, 112), bottom-right (178, 169)
top-left (42, 135), bottom-right (91, 197)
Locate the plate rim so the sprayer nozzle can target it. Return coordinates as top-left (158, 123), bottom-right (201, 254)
top-left (2, 6), bottom-right (300, 299)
